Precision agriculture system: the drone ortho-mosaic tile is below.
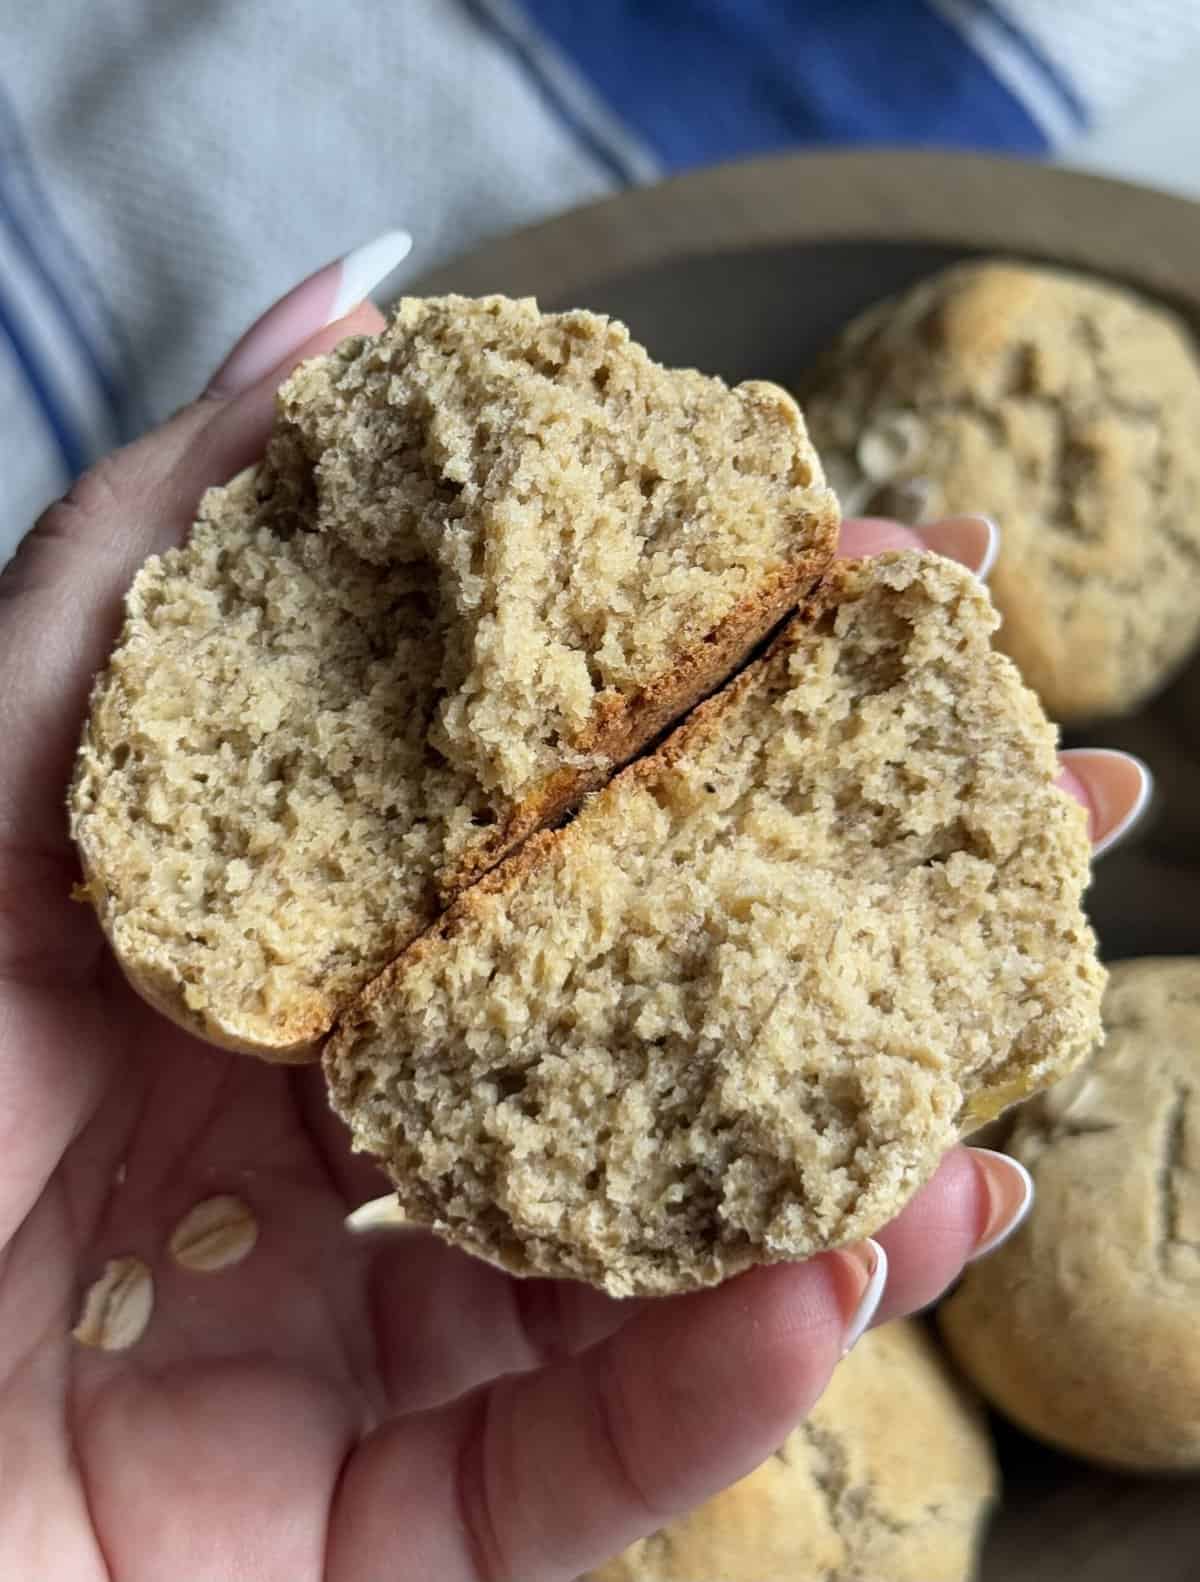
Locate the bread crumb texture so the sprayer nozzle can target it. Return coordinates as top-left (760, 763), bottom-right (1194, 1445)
top-left (327, 553), bottom-right (1103, 1296)
top-left (71, 298), bottom-right (835, 1057)
top-left (277, 294), bottom-right (836, 798)
top-left (940, 957), bottom-right (1200, 1471)
top-left (802, 261), bottom-right (1200, 722)
top-left (71, 469), bottom-right (487, 1057)
top-left (587, 1320), bottom-right (998, 1582)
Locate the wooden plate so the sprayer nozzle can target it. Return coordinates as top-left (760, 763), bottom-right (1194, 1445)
top-left (414, 150), bottom-right (1200, 1580)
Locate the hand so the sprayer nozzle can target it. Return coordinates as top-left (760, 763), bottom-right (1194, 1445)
top-left (0, 249), bottom-right (1149, 1582)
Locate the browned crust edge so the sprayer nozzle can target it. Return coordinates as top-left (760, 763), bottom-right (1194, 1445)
top-left (335, 559), bottom-right (858, 1037)
top-left (72, 846), bottom-right (327, 1063)
top-left (439, 524), bottom-right (837, 898)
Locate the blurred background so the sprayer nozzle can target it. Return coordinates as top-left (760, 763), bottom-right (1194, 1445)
top-left (4, 0), bottom-right (1200, 559)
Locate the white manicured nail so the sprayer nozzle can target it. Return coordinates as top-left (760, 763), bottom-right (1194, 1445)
top-left (345, 1193), bottom-right (410, 1234)
top-left (1060, 748), bottom-right (1154, 859)
top-left (207, 229), bottom-right (415, 396)
top-left (968, 1149), bottom-right (1035, 1262)
top-left (840, 1238), bottom-right (888, 1355)
top-left (918, 515), bottom-right (1000, 582)
top-left (327, 230), bottom-right (413, 324)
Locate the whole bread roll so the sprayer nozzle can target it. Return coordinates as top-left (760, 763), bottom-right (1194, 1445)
top-left (802, 261), bottom-right (1200, 723)
top-left (587, 1320), bottom-right (998, 1582)
top-left (940, 957), bottom-right (1200, 1471)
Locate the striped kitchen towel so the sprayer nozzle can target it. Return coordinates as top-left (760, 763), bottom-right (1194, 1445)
top-left (3, 0), bottom-right (1198, 559)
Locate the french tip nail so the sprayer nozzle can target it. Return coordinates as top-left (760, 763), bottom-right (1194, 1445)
top-left (1093, 755), bottom-right (1153, 859)
top-left (840, 1238), bottom-right (888, 1356)
top-left (344, 1193), bottom-right (410, 1234)
top-left (917, 515), bottom-right (1000, 582)
top-left (973, 515), bottom-right (1000, 582)
top-left (1060, 748), bottom-right (1155, 859)
top-left (967, 1149), bottom-right (1034, 1263)
top-left (326, 229), bottom-right (414, 325)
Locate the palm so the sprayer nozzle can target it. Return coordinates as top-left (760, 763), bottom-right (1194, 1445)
top-left (2, 924), bottom-right (613, 1578)
top-left (3, 937), bottom-right (368, 1576)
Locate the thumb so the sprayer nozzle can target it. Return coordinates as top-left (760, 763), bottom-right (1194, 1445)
top-left (326, 1250), bottom-right (885, 1582)
top-left (0, 234), bottom-right (406, 865)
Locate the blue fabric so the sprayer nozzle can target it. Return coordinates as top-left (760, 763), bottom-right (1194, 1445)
top-left (0, 86), bottom-right (138, 443)
top-left (970, 0), bottom-right (1087, 127)
top-left (460, 0), bottom-right (645, 184)
top-left (513, 0), bottom-right (1049, 167)
top-left (0, 281), bottom-right (87, 481)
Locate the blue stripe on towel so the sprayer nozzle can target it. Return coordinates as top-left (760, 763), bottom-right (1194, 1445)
top-left (463, 0), bottom-right (654, 185)
top-left (970, 0), bottom-right (1087, 127)
top-left (513, 0), bottom-right (1048, 168)
top-left (0, 282), bottom-right (86, 480)
top-left (0, 84), bottom-right (141, 444)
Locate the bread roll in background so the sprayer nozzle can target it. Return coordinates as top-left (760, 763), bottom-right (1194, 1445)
top-left (586, 1320), bottom-right (998, 1582)
top-left (940, 957), bottom-right (1200, 1471)
top-left (801, 261), bottom-right (1200, 723)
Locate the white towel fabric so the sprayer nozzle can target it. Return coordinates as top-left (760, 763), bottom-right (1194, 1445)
top-left (1, 0), bottom-right (631, 559)
top-left (4, 0), bottom-right (1200, 563)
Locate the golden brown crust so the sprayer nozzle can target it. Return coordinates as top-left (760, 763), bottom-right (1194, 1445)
top-left (440, 549), bottom-right (833, 896)
top-left (802, 259), bottom-right (1200, 722)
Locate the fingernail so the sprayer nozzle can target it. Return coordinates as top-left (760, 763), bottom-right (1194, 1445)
top-left (967, 1149), bottom-right (1034, 1262)
top-left (326, 230), bottom-right (414, 322)
top-left (344, 1193), bottom-right (411, 1234)
top-left (917, 515), bottom-right (1000, 581)
top-left (208, 229), bottom-right (412, 397)
top-left (1059, 748), bottom-right (1154, 858)
top-left (838, 1238), bottom-right (888, 1355)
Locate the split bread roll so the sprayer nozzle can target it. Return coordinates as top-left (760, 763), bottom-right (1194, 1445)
top-left (71, 298), bottom-right (1102, 1295)
top-left (325, 553), bottom-right (1103, 1296)
top-left (585, 1319), bottom-right (999, 1582)
top-left (71, 298), bottom-right (837, 1060)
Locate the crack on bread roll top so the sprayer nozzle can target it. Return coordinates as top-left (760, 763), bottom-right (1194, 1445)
top-left (274, 294), bottom-right (837, 801)
top-left (70, 298), bottom-right (837, 1060)
top-left (326, 552), bottom-right (1104, 1297)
